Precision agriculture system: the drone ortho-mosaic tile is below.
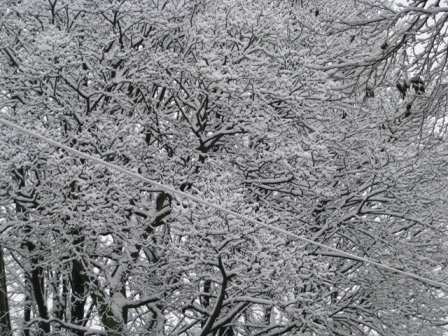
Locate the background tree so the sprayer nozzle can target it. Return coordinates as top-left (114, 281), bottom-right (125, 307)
top-left (0, 0), bottom-right (447, 335)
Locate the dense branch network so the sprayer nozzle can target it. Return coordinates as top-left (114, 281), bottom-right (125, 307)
top-left (0, 0), bottom-right (447, 335)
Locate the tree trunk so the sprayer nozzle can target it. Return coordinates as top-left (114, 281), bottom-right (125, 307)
top-left (0, 247), bottom-right (12, 335)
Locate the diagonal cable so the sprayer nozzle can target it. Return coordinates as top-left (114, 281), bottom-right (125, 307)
top-left (0, 118), bottom-right (446, 289)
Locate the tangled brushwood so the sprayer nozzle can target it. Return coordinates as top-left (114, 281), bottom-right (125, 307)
top-left (0, 0), bottom-right (447, 335)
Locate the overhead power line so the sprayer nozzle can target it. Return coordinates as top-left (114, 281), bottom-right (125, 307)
top-left (0, 118), bottom-right (447, 289)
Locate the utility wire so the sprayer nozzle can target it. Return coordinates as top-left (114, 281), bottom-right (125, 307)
top-left (1, 118), bottom-right (447, 289)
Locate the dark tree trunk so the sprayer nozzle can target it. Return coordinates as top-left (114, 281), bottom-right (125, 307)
top-left (0, 247), bottom-right (12, 335)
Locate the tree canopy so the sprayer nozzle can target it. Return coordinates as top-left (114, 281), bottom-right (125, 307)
top-left (0, 0), bottom-right (447, 335)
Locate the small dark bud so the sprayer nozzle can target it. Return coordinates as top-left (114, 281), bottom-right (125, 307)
top-left (396, 83), bottom-right (406, 99)
top-left (404, 104), bottom-right (412, 118)
top-left (366, 87), bottom-right (374, 98)
top-left (411, 78), bottom-right (425, 94)
top-left (410, 77), bottom-right (424, 85)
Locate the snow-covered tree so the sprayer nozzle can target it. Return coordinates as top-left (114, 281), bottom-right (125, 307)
top-left (0, 0), bottom-right (447, 335)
